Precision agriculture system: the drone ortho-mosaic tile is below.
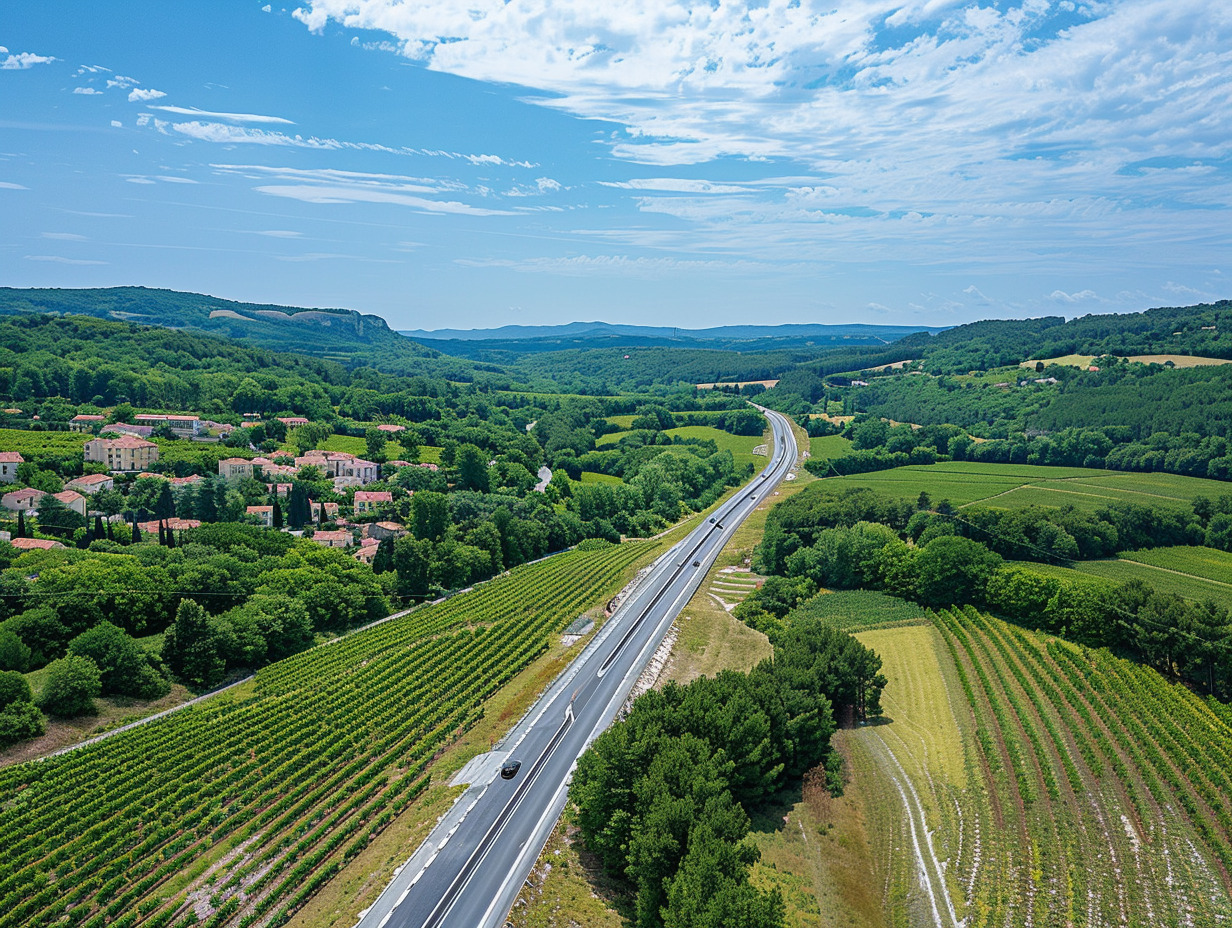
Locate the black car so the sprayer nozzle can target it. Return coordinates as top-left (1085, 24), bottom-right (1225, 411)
top-left (692, 560), bottom-right (700, 567)
top-left (500, 759), bottom-right (521, 780)
top-left (709, 517), bottom-right (716, 523)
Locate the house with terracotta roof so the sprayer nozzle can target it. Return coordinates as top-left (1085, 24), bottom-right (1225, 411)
top-left (11, 537), bottom-right (64, 551)
top-left (376, 423), bottom-right (405, 433)
top-left (65, 473), bottom-right (115, 494)
top-left (53, 490), bottom-right (86, 516)
top-left (0, 452), bottom-right (24, 485)
top-left (278, 416), bottom-right (311, 427)
top-left (352, 538), bottom-right (381, 564)
top-left (69, 414), bottom-right (107, 433)
top-left (169, 474), bottom-right (203, 487)
top-left (2, 487), bottom-right (45, 512)
top-left (137, 517), bottom-right (202, 535)
top-left (85, 435), bottom-right (159, 472)
top-left (353, 490), bottom-right (393, 514)
top-left (246, 505), bottom-right (274, 527)
top-left (310, 529), bottom-right (352, 549)
top-left (218, 457), bottom-right (255, 480)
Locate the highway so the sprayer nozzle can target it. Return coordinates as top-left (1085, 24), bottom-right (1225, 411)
top-left (356, 406), bottom-right (798, 928)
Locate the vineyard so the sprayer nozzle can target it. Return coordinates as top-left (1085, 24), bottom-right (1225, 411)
top-left (791, 590), bottom-right (927, 633)
top-left (854, 610), bottom-right (1232, 927)
top-left (0, 540), bottom-right (653, 928)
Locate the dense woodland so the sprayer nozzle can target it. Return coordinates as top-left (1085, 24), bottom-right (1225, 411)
top-left (572, 616), bottom-right (884, 928)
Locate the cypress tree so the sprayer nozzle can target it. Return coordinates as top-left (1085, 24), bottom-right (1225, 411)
top-left (131, 517), bottom-right (140, 545)
top-left (167, 528), bottom-right (176, 549)
top-left (272, 498), bottom-right (284, 529)
top-left (158, 521), bottom-right (166, 546)
top-left (93, 514), bottom-right (104, 540)
top-left (16, 510), bottom-right (25, 539)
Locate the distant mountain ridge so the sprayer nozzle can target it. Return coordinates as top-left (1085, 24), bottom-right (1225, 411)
top-left (0, 286), bottom-right (432, 361)
top-left (400, 320), bottom-right (948, 342)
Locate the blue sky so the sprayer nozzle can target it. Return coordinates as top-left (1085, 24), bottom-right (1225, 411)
top-left (2, 1), bottom-right (1229, 330)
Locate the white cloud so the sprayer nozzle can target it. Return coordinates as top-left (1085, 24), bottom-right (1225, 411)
top-left (150, 105), bottom-right (295, 125)
top-left (24, 255), bottom-right (107, 265)
top-left (290, 0), bottom-right (1232, 273)
top-left (0, 182), bottom-right (28, 190)
top-left (504, 177), bottom-right (564, 197)
top-left (1049, 288), bottom-right (1101, 303)
top-left (600, 178), bottom-right (753, 194)
top-left (155, 175), bottom-right (199, 184)
top-left (253, 230), bottom-right (303, 238)
top-left (73, 87), bottom-right (102, 95)
top-left (107, 75), bottom-right (139, 89)
top-left (128, 88), bottom-right (167, 102)
top-left (2, 51), bottom-right (56, 70)
top-left (110, 120), bottom-right (122, 128)
top-left (41, 232), bottom-right (88, 241)
top-left (262, 3), bottom-right (272, 10)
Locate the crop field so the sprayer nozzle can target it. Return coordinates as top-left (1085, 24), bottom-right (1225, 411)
top-left (0, 427), bottom-right (87, 456)
top-left (792, 589), bottom-right (927, 632)
top-left (852, 609), bottom-right (1232, 927)
top-left (808, 434), bottom-right (853, 461)
top-left (831, 462), bottom-right (1227, 511)
top-left (598, 424), bottom-right (765, 471)
top-left (0, 541), bottom-right (654, 928)
top-left (1032, 555), bottom-right (1232, 610)
top-left (577, 470), bottom-right (622, 486)
top-left (1119, 545), bottom-right (1232, 585)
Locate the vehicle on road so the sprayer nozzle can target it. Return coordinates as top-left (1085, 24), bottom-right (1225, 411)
top-left (692, 560), bottom-right (700, 567)
top-left (709, 517), bottom-right (716, 523)
top-left (500, 759), bottom-right (521, 780)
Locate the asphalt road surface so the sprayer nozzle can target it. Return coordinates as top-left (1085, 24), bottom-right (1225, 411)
top-left (357, 406), bottom-right (798, 928)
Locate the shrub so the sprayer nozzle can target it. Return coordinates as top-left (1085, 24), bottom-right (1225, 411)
top-left (38, 653), bottom-right (102, 717)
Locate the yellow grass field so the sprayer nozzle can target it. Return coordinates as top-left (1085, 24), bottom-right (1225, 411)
top-left (1022, 353), bottom-right (1232, 369)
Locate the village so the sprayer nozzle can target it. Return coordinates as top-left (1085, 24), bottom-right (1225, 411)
top-left (0, 412), bottom-right (441, 563)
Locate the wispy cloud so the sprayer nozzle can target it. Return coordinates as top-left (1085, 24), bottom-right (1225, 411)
top-left (252, 229), bottom-right (303, 238)
top-left (165, 119), bottom-right (536, 167)
top-left (41, 232), bottom-right (88, 241)
top-left (455, 254), bottom-right (795, 278)
top-left (72, 87), bottom-right (102, 95)
top-left (2, 51), bottom-right (56, 70)
top-left (24, 255), bottom-right (107, 265)
top-left (211, 163), bottom-right (516, 216)
top-left (150, 105), bottom-right (295, 125)
top-left (0, 181), bottom-right (28, 190)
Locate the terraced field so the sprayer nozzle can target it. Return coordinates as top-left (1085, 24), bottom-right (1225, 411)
top-left (833, 462), bottom-right (1228, 511)
top-left (852, 610), bottom-right (1232, 927)
top-left (0, 541), bottom-right (655, 928)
